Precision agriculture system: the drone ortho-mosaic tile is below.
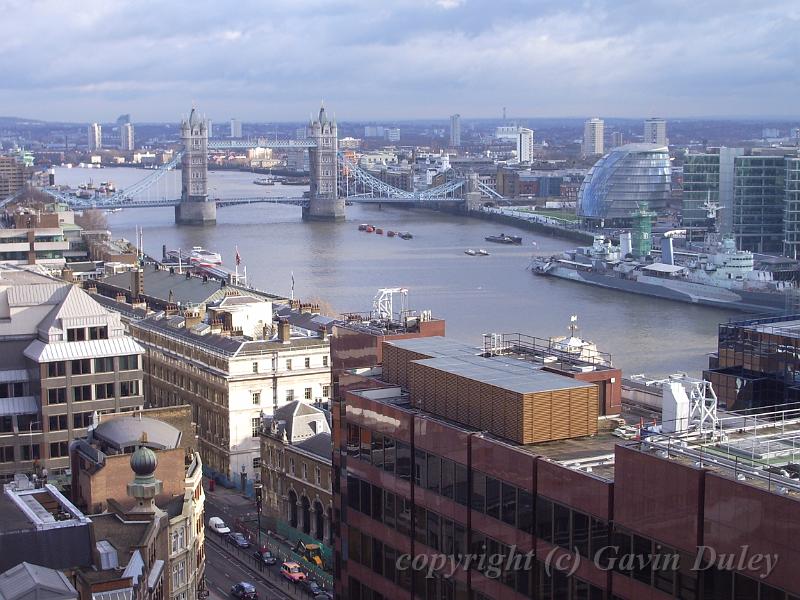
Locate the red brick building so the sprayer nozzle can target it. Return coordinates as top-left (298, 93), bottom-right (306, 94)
top-left (332, 333), bottom-right (800, 600)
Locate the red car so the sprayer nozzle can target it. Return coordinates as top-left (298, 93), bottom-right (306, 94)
top-left (279, 562), bottom-right (306, 583)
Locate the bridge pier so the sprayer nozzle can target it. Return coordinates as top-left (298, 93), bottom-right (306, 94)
top-left (301, 197), bottom-right (345, 221)
top-left (175, 200), bottom-right (217, 225)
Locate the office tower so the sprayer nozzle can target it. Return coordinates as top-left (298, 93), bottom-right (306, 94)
top-left (385, 127), bottom-right (401, 143)
top-left (733, 154), bottom-right (787, 253)
top-left (450, 113), bottom-right (461, 147)
top-left (516, 127), bottom-right (534, 163)
top-left (611, 131), bottom-right (624, 148)
top-left (120, 122), bottom-right (134, 151)
top-left (0, 156), bottom-right (25, 197)
top-left (786, 158), bottom-right (800, 258)
top-left (230, 118), bottom-right (242, 138)
top-left (87, 123), bottom-right (102, 151)
top-left (644, 117), bottom-right (667, 146)
top-left (582, 117), bottom-right (604, 156)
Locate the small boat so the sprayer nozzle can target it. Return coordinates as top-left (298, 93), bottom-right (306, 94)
top-left (387, 231), bottom-right (396, 237)
top-left (375, 228), bottom-right (384, 235)
top-left (398, 232), bottom-right (413, 240)
top-left (485, 233), bottom-right (522, 245)
top-left (465, 249), bottom-right (477, 256)
top-left (365, 226), bottom-right (375, 233)
top-left (358, 224), bottom-right (369, 231)
top-left (253, 177), bottom-right (275, 186)
top-left (477, 249), bottom-right (490, 256)
top-left (105, 208), bottom-right (122, 214)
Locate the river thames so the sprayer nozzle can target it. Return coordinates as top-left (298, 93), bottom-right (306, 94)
top-left (54, 166), bottom-right (730, 376)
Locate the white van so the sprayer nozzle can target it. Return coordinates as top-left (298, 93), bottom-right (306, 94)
top-left (208, 516), bottom-right (230, 534)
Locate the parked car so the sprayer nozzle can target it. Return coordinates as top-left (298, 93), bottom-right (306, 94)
top-left (228, 532), bottom-right (251, 549)
top-left (302, 580), bottom-right (322, 595)
top-left (208, 517), bottom-right (230, 535)
top-left (252, 549), bottom-right (277, 566)
top-left (279, 562), bottom-right (306, 583)
top-left (230, 582), bottom-right (257, 600)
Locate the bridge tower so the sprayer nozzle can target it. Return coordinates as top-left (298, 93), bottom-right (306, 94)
top-left (175, 107), bottom-right (216, 225)
top-left (303, 104), bottom-right (345, 221)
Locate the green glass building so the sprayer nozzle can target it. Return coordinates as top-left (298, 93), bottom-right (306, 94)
top-left (785, 158), bottom-right (800, 259)
top-left (733, 156), bottom-right (786, 254)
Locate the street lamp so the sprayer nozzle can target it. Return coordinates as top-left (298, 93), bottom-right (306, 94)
top-left (254, 483), bottom-right (263, 550)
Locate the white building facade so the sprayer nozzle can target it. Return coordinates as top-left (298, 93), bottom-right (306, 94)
top-left (583, 118), bottom-right (604, 156)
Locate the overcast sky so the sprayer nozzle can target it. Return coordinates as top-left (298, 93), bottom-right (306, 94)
top-left (1, 0), bottom-right (798, 123)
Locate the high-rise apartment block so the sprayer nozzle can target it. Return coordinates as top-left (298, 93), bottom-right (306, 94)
top-left (644, 117), bottom-right (667, 146)
top-left (682, 147), bottom-right (744, 240)
top-left (582, 117), bottom-right (604, 156)
top-left (87, 123), bottom-right (102, 151)
top-left (0, 266), bottom-right (144, 481)
top-left (120, 122), bottom-right (134, 151)
top-left (611, 131), bottom-right (624, 148)
top-left (0, 155), bottom-right (25, 197)
top-left (516, 127), bottom-right (534, 163)
top-left (450, 114), bottom-right (461, 148)
top-left (230, 118), bottom-right (242, 138)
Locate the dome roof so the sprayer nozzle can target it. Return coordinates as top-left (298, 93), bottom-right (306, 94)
top-left (130, 445), bottom-right (158, 477)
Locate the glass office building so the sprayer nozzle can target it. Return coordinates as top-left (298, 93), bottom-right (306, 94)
top-left (733, 155), bottom-right (786, 254)
top-left (682, 153), bottom-right (720, 240)
top-left (577, 143), bottom-right (671, 225)
top-left (785, 158), bottom-right (800, 259)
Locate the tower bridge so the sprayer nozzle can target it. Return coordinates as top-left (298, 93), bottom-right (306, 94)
top-left (41, 105), bottom-right (502, 224)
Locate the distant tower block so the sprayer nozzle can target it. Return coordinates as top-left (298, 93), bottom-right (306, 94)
top-left (175, 107), bottom-right (216, 225)
top-left (303, 104), bottom-right (345, 221)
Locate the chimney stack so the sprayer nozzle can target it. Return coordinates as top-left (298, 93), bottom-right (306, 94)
top-left (277, 317), bottom-right (291, 344)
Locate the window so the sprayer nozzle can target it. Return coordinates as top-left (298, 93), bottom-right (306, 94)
top-left (286, 359), bottom-right (292, 371)
top-left (323, 356), bottom-right (328, 367)
top-left (71, 359), bottom-right (91, 375)
top-left (383, 436), bottom-right (395, 473)
top-left (285, 389), bottom-right (294, 402)
top-left (67, 328), bottom-right (86, 341)
top-left (94, 357), bottom-right (114, 373)
top-left (95, 383), bottom-right (115, 399)
top-left (0, 382), bottom-right (24, 398)
top-left (49, 441), bottom-right (68, 458)
top-left (486, 477), bottom-right (500, 519)
top-left (89, 326), bottom-right (108, 340)
top-left (304, 357), bottom-right (310, 368)
top-left (251, 417), bottom-right (260, 437)
top-left (0, 416), bottom-right (12, 433)
top-left (427, 454), bottom-right (441, 494)
top-left (119, 355), bottom-right (138, 370)
top-left (454, 463), bottom-right (468, 506)
top-left (47, 362), bottom-right (66, 377)
top-left (440, 458), bottom-right (454, 499)
top-left (0, 446), bottom-right (14, 462)
top-left (471, 472), bottom-right (486, 513)
top-left (252, 362), bottom-right (259, 373)
top-left (290, 458), bottom-right (295, 475)
top-left (371, 435), bottom-right (384, 469)
top-left (315, 466), bottom-right (321, 485)
top-left (322, 385), bottom-right (330, 398)
top-left (252, 391), bottom-right (261, 405)
top-left (48, 415), bottom-right (68, 431)
top-left (21, 444), bottom-right (40, 461)
top-left (304, 387), bottom-right (312, 401)
top-left (253, 457), bottom-right (261, 469)
top-left (171, 560), bottom-right (186, 588)
top-left (120, 380), bottom-right (139, 397)
top-left (536, 497), bottom-right (553, 542)
top-left (501, 482), bottom-right (517, 526)
top-left (302, 463), bottom-right (308, 480)
top-left (171, 526), bottom-right (185, 554)
top-left (396, 442), bottom-right (411, 480)
top-left (73, 412), bottom-right (93, 429)
top-left (47, 388), bottom-right (67, 405)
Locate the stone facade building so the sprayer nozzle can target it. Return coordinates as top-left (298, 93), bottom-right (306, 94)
top-left (259, 401), bottom-right (333, 553)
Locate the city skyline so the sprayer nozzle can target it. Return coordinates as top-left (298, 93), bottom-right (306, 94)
top-left (1, 0), bottom-right (798, 122)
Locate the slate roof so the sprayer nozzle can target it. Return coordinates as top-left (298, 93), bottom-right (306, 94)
top-left (294, 432), bottom-right (332, 463)
top-left (101, 269), bottom-right (228, 306)
top-left (0, 563), bottom-right (77, 600)
top-left (92, 416), bottom-right (182, 451)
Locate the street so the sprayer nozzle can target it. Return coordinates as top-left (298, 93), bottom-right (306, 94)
top-left (203, 488), bottom-right (328, 600)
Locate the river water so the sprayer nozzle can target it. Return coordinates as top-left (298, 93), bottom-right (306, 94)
top-left (53, 166), bottom-right (729, 377)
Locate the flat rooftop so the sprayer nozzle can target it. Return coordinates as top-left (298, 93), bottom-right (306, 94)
top-left (414, 354), bottom-right (594, 394)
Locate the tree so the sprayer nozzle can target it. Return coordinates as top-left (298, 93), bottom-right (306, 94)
top-left (75, 209), bottom-right (108, 231)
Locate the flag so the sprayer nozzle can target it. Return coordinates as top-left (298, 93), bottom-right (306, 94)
top-left (235, 246), bottom-right (241, 266)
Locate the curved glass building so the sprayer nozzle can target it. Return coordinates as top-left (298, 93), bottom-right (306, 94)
top-left (578, 143), bottom-right (671, 223)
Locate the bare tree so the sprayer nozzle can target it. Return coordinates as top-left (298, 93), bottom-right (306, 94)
top-left (75, 209), bottom-right (108, 231)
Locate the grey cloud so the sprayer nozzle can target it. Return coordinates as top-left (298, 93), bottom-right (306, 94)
top-left (0, 0), bottom-right (797, 121)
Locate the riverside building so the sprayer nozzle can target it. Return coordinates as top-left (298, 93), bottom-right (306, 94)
top-left (333, 332), bottom-right (800, 600)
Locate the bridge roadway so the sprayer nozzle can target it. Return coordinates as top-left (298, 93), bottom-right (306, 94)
top-left (57, 194), bottom-right (468, 210)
